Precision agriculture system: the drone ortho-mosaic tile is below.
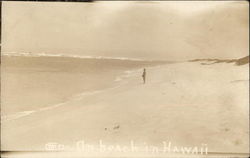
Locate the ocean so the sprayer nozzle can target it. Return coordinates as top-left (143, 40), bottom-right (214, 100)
top-left (1, 53), bottom-right (171, 121)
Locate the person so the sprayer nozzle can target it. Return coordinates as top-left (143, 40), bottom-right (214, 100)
top-left (142, 68), bottom-right (146, 84)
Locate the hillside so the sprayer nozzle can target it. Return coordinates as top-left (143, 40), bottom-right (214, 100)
top-left (189, 56), bottom-right (249, 66)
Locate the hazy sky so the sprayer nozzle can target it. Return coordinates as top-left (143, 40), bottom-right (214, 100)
top-left (2, 1), bottom-right (249, 60)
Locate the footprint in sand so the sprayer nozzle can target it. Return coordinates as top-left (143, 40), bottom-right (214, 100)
top-left (219, 122), bottom-right (230, 132)
top-left (104, 124), bottom-right (120, 131)
top-left (113, 125), bottom-right (120, 130)
top-left (233, 139), bottom-right (242, 146)
top-left (220, 127), bottom-right (230, 132)
top-left (224, 128), bottom-right (230, 132)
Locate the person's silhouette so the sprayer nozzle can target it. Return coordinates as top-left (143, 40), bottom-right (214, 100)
top-left (142, 68), bottom-right (146, 84)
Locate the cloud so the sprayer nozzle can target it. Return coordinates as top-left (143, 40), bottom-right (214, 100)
top-left (2, 1), bottom-right (248, 60)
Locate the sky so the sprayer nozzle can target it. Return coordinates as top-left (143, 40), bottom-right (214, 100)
top-left (2, 1), bottom-right (249, 60)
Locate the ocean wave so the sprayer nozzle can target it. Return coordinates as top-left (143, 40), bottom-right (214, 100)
top-left (114, 68), bottom-right (142, 82)
top-left (2, 52), bottom-right (152, 62)
top-left (1, 111), bottom-right (35, 122)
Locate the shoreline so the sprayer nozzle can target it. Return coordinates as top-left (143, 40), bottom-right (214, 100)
top-left (1, 67), bottom-right (144, 122)
top-left (2, 55), bottom-right (169, 117)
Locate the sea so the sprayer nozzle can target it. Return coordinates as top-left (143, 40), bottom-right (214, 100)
top-left (1, 52), bottom-right (172, 121)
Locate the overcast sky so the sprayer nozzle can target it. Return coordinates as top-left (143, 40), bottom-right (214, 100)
top-left (2, 1), bottom-right (249, 60)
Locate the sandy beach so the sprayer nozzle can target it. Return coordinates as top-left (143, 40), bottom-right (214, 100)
top-left (1, 59), bottom-right (249, 157)
top-left (1, 1), bottom-right (249, 157)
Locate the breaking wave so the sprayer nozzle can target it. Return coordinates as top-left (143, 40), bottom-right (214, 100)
top-left (2, 52), bottom-right (153, 62)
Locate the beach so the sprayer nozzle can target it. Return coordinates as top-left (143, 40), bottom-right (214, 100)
top-left (1, 1), bottom-right (248, 157)
top-left (1, 54), bottom-right (170, 117)
top-left (1, 55), bottom-right (249, 157)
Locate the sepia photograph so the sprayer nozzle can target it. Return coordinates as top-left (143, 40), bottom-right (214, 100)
top-left (0, 1), bottom-right (249, 157)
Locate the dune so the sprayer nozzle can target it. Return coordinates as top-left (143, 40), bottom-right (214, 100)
top-left (1, 61), bottom-right (249, 157)
top-left (189, 56), bottom-right (249, 66)
top-left (236, 56), bottom-right (249, 65)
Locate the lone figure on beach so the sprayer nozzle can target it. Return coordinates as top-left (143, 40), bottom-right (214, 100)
top-left (142, 68), bottom-right (146, 84)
